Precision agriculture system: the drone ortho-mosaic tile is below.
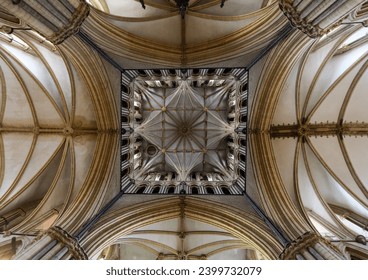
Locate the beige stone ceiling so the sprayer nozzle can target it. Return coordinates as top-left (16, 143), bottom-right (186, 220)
top-left (96, 217), bottom-right (264, 260)
top-left (0, 0), bottom-right (367, 260)
top-left (267, 27), bottom-right (368, 240)
top-left (93, 0), bottom-right (268, 45)
top-left (132, 77), bottom-right (237, 181)
top-left (0, 31), bottom-right (99, 232)
top-left (81, 0), bottom-right (282, 67)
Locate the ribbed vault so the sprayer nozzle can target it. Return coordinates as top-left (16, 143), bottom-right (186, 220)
top-left (249, 23), bottom-right (368, 250)
top-left (0, 31), bottom-right (98, 233)
top-left (81, 0), bottom-right (287, 67)
top-left (82, 197), bottom-right (282, 260)
top-left (0, 27), bottom-right (119, 239)
top-left (132, 76), bottom-right (238, 182)
top-left (270, 26), bottom-right (368, 241)
top-left (0, 0), bottom-right (367, 260)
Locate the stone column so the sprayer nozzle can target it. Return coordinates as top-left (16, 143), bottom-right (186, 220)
top-left (0, 0), bottom-right (89, 44)
top-left (14, 226), bottom-right (87, 260)
top-left (279, 0), bottom-right (365, 37)
top-left (280, 232), bottom-right (347, 260)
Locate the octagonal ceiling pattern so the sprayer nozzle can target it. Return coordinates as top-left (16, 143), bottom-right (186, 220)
top-left (0, 30), bottom-right (98, 233)
top-left (270, 26), bottom-right (368, 240)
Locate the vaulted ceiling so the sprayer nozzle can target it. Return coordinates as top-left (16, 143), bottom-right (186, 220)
top-left (81, 0), bottom-right (283, 67)
top-left (270, 27), bottom-right (368, 239)
top-left (0, 31), bottom-right (98, 231)
top-left (0, 0), bottom-right (367, 260)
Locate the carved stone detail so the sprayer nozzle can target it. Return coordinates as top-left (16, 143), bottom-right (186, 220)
top-left (48, 2), bottom-right (90, 45)
top-left (280, 231), bottom-right (343, 260)
top-left (270, 122), bottom-right (368, 139)
top-left (47, 226), bottom-right (88, 260)
top-left (280, 232), bottom-right (318, 259)
top-left (278, 0), bottom-right (341, 38)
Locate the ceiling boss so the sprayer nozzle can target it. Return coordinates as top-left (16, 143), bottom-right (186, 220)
top-left (139, 0), bottom-right (227, 18)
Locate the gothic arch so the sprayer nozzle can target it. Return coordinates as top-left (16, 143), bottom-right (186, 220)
top-left (81, 197), bottom-right (283, 259)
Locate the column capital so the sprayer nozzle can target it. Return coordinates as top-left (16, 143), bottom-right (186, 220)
top-left (47, 226), bottom-right (87, 260)
top-left (280, 232), bottom-right (343, 260)
top-left (0, 0), bottom-right (90, 44)
top-left (48, 1), bottom-right (90, 44)
top-left (278, 0), bottom-right (340, 38)
top-left (280, 232), bottom-right (318, 259)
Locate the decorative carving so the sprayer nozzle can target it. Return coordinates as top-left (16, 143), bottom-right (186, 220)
top-left (280, 232), bottom-right (319, 259)
top-left (63, 127), bottom-right (74, 136)
top-left (297, 124), bottom-right (310, 137)
top-left (47, 226), bottom-right (88, 260)
top-left (48, 2), bottom-right (90, 45)
top-left (0, 25), bottom-right (13, 34)
top-left (280, 231), bottom-right (343, 260)
top-left (128, 71), bottom-right (241, 185)
top-left (32, 127), bottom-right (40, 135)
top-left (140, 0), bottom-right (226, 18)
top-left (270, 122), bottom-right (368, 139)
top-left (278, 0), bottom-right (341, 38)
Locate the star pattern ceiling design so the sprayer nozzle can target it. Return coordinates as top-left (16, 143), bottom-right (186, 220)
top-left (131, 76), bottom-right (238, 182)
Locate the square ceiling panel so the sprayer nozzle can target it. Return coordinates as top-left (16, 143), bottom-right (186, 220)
top-left (121, 69), bottom-right (248, 195)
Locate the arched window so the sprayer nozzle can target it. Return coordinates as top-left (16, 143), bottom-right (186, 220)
top-left (192, 187), bottom-right (199, 194)
top-left (137, 186), bottom-right (146, 194)
top-left (152, 186), bottom-right (160, 194)
top-left (240, 154), bottom-right (246, 162)
top-left (206, 187), bottom-right (214, 194)
top-left (122, 100), bottom-right (129, 108)
top-left (121, 168), bottom-right (128, 176)
top-left (153, 69), bottom-right (161, 75)
top-left (168, 186), bottom-right (175, 194)
top-left (221, 187), bottom-right (231, 195)
top-left (223, 68), bottom-right (231, 75)
top-left (240, 170), bottom-right (245, 178)
top-left (121, 85), bottom-right (128, 92)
